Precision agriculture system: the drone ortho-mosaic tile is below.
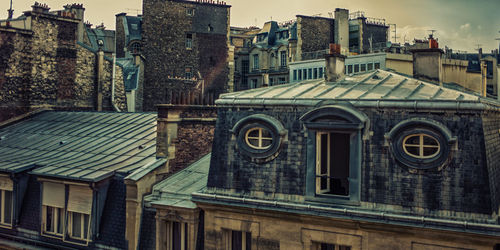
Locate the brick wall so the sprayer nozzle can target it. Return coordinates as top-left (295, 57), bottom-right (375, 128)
top-left (142, 0), bottom-right (230, 110)
top-left (157, 105), bottom-right (217, 176)
top-left (115, 14), bottom-right (126, 58)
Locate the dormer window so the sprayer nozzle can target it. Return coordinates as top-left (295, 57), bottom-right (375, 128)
top-left (0, 176), bottom-right (13, 227)
top-left (301, 105), bottom-right (369, 205)
top-left (402, 134), bottom-right (440, 159)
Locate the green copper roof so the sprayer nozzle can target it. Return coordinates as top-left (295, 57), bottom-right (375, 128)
top-left (146, 153), bottom-right (210, 209)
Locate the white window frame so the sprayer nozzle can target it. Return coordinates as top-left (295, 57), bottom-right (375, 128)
top-left (280, 51), bottom-right (287, 67)
top-left (316, 132), bottom-right (331, 194)
top-left (0, 189), bottom-right (13, 227)
top-left (402, 133), bottom-right (440, 159)
top-left (186, 34), bottom-right (193, 49)
top-left (42, 205), bottom-right (65, 237)
top-left (245, 127), bottom-right (273, 150)
top-left (68, 211), bottom-right (91, 241)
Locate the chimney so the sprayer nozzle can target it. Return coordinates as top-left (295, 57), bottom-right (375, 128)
top-left (31, 2), bottom-right (50, 13)
top-left (334, 8), bottom-right (349, 54)
top-left (325, 43), bottom-right (345, 82)
top-left (411, 35), bottom-right (443, 85)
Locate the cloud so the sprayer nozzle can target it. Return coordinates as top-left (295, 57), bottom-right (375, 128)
top-left (459, 23), bottom-right (470, 30)
top-left (477, 25), bottom-right (482, 30)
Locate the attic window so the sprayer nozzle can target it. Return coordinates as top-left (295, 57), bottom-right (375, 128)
top-left (186, 8), bottom-right (194, 16)
top-left (232, 114), bottom-right (286, 163)
top-left (386, 118), bottom-right (456, 170)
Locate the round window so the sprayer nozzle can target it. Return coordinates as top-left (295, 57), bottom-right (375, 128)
top-left (232, 114), bottom-right (287, 163)
top-left (402, 134), bottom-right (440, 159)
top-left (245, 127), bottom-right (273, 150)
top-left (386, 118), bottom-right (456, 170)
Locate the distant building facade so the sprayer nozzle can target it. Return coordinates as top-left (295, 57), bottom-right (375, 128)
top-left (0, 3), bottom-right (127, 122)
top-left (232, 8), bottom-right (389, 90)
top-left (142, 0), bottom-right (232, 110)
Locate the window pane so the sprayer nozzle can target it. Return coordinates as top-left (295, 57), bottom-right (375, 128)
top-left (405, 135), bottom-right (420, 145)
top-left (321, 243), bottom-right (335, 250)
top-left (57, 208), bottom-right (64, 234)
top-left (245, 232), bottom-right (252, 250)
top-left (4, 191), bottom-right (12, 224)
top-left (423, 147), bottom-right (439, 156)
top-left (354, 64), bottom-right (359, 72)
top-left (361, 64), bottom-right (366, 72)
top-left (248, 129), bottom-right (259, 138)
top-left (72, 212), bottom-right (82, 238)
top-left (46, 207), bottom-right (53, 232)
top-left (423, 135), bottom-right (438, 146)
top-left (173, 222), bottom-right (181, 250)
top-left (367, 63), bottom-right (373, 71)
top-left (339, 246), bottom-right (351, 250)
top-left (232, 231), bottom-right (242, 250)
top-left (261, 139), bottom-right (272, 148)
top-left (320, 134), bottom-right (328, 175)
top-left (348, 65), bottom-right (353, 74)
top-left (84, 214), bottom-right (89, 239)
top-left (375, 62), bottom-right (380, 69)
top-left (261, 128), bottom-right (271, 138)
top-left (248, 139), bottom-right (259, 147)
top-left (405, 146), bottom-right (419, 156)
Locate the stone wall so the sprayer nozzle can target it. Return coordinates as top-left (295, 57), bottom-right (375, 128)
top-left (115, 14), bottom-right (126, 58)
top-left (157, 105), bottom-right (217, 177)
top-left (143, 0), bottom-right (230, 111)
top-left (0, 12), bottom-right (127, 122)
top-left (361, 23), bottom-right (388, 53)
top-left (297, 16), bottom-right (334, 58)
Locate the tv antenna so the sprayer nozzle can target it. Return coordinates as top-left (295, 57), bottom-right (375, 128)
top-left (427, 29), bottom-right (437, 38)
top-left (388, 24), bottom-right (399, 43)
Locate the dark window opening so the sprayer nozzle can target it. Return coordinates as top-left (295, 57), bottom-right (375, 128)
top-left (316, 132), bottom-right (350, 196)
top-left (231, 231), bottom-right (251, 250)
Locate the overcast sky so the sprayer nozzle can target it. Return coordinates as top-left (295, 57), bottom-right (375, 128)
top-left (2, 0), bottom-right (499, 52)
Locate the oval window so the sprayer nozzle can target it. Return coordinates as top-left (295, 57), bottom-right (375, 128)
top-left (402, 134), bottom-right (440, 159)
top-left (245, 127), bottom-right (273, 150)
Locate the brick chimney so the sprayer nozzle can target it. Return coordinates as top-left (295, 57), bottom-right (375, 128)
top-left (325, 43), bottom-right (345, 82)
top-left (31, 2), bottom-right (50, 13)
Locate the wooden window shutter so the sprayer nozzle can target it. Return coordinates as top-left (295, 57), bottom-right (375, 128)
top-left (42, 182), bottom-right (65, 208)
top-left (67, 185), bottom-right (93, 214)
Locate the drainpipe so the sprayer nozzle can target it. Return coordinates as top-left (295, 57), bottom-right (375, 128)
top-left (111, 53), bottom-right (121, 112)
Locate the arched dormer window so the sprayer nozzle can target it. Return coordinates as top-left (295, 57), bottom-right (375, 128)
top-left (301, 105), bottom-right (369, 205)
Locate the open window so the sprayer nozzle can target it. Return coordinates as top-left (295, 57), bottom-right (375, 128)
top-left (301, 105), bottom-right (369, 204)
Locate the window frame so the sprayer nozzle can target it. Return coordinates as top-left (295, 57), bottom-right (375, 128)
top-left (301, 105), bottom-right (368, 205)
top-left (233, 114), bottom-right (287, 163)
top-left (386, 118), bottom-right (456, 170)
top-left (68, 211), bottom-right (91, 241)
top-left (280, 51), bottom-right (287, 67)
top-left (42, 205), bottom-right (65, 237)
top-left (252, 54), bottom-right (259, 70)
top-left (186, 33), bottom-right (193, 49)
top-left (0, 176), bottom-right (13, 228)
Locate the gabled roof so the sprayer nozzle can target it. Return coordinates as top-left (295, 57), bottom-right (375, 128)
top-left (217, 69), bottom-right (500, 110)
top-left (145, 153), bottom-right (210, 209)
top-left (0, 111), bottom-right (161, 182)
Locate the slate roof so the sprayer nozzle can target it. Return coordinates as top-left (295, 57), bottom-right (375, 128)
top-left (116, 57), bottom-right (140, 91)
top-left (218, 69), bottom-right (500, 109)
top-left (86, 27), bottom-right (116, 53)
top-left (125, 15), bottom-right (142, 44)
top-left (145, 153), bottom-right (210, 209)
top-left (0, 111), bottom-right (161, 182)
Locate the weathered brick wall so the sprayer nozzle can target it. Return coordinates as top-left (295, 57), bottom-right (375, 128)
top-left (298, 16), bottom-right (334, 54)
top-left (481, 112), bottom-right (500, 215)
top-left (98, 176), bottom-right (127, 249)
top-left (157, 105), bottom-right (217, 176)
top-left (143, 0), bottom-right (230, 110)
top-left (208, 106), bottom-right (494, 216)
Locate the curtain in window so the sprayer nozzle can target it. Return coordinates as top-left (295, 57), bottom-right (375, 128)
top-left (67, 185), bottom-right (92, 214)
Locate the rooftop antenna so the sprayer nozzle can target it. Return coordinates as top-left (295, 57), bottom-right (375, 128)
top-left (475, 44), bottom-right (482, 51)
top-left (427, 29), bottom-right (437, 39)
top-left (7, 0), bottom-right (14, 19)
top-left (496, 31), bottom-right (500, 51)
top-left (328, 12), bottom-right (333, 18)
top-left (388, 24), bottom-right (399, 43)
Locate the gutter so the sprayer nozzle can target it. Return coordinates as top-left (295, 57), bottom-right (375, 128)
top-left (192, 192), bottom-right (500, 236)
top-left (215, 98), bottom-right (500, 113)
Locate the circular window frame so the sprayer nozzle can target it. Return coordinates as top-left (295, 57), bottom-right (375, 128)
top-left (245, 127), bottom-right (273, 150)
top-left (232, 114), bottom-right (287, 163)
top-left (386, 118), bottom-right (456, 170)
top-left (402, 133), bottom-right (440, 159)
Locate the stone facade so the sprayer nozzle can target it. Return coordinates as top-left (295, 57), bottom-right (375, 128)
top-left (296, 15), bottom-right (334, 60)
top-left (0, 7), bottom-right (127, 122)
top-left (142, 0), bottom-right (231, 110)
top-left (156, 105), bottom-right (217, 176)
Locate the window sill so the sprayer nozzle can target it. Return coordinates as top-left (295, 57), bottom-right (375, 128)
top-left (305, 194), bottom-right (360, 206)
top-left (0, 224), bottom-right (12, 229)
